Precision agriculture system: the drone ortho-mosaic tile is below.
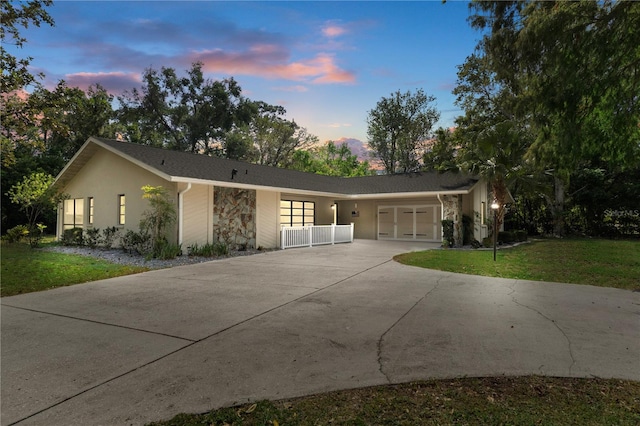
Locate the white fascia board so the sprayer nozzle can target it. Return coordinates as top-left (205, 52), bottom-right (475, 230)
top-left (170, 176), bottom-right (471, 199)
top-left (342, 190), bottom-right (472, 200)
top-left (169, 176), bottom-right (346, 198)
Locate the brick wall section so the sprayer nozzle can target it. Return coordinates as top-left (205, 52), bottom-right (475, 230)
top-left (213, 187), bottom-right (256, 250)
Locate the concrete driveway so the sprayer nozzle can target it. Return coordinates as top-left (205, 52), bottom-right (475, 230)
top-left (2, 240), bottom-right (639, 425)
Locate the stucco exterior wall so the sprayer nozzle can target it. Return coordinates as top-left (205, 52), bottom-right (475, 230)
top-left (213, 187), bottom-right (256, 250)
top-left (58, 147), bottom-right (176, 243)
top-left (256, 190), bottom-right (279, 249)
top-left (337, 199), bottom-right (376, 239)
top-left (470, 182), bottom-right (490, 241)
top-left (337, 197), bottom-right (442, 241)
top-left (181, 183), bottom-right (213, 249)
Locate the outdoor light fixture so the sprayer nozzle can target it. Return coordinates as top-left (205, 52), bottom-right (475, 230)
top-left (491, 201), bottom-right (499, 261)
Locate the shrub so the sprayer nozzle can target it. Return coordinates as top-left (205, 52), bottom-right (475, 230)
top-left (154, 241), bottom-right (182, 260)
top-left (441, 220), bottom-right (454, 246)
top-left (482, 236), bottom-right (493, 248)
top-left (27, 223), bottom-right (47, 248)
top-left (61, 227), bottom-right (83, 246)
top-left (121, 229), bottom-right (151, 255)
top-left (498, 231), bottom-right (514, 244)
top-left (514, 229), bottom-right (528, 242)
top-left (84, 228), bottom-right (101, 248)
top-left (101, 227), bottom-right (121, 248)
top-left (188, 241), bottom-right (229, 257)
top-left (462, 214), bottom-right (474, 245)
top-left (3, 225), bottom-right (29, 243)
top-left (470, 239), bottom-right (482, 249)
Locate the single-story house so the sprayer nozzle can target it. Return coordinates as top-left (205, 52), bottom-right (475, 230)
top-left (53, 137), bottom-right (493, 249)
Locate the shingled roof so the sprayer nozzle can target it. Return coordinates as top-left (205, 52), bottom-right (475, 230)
top-left (55, 137), bottom-right (480, 197)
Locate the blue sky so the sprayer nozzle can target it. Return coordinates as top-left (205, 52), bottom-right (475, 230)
top-left (15, 1), bottom-right (482, 145)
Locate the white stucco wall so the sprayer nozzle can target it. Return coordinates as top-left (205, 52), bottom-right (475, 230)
top-left (181, 183), bottom-right (213, 249)
top-left (58, 147), bottom-right (176, 243)
top-left (256, 190), bottom-right (280, 249)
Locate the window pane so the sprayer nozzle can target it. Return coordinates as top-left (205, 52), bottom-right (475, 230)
top-left (118, 195), bottom-right (125, 225)
top-left (88, 197), bottom-right (94, 224)
top-left (75, 199), bottom-right (84, 225)
top-left (292, 201), bottom-right (304, 209)
top-left (63, 199), bottom-right (74, 225)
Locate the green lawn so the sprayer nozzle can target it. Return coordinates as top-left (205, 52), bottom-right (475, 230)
top-left (0, 242), bottom-right (148, 297)
top-left (394, 238), bottom-right (640, 291)
top-left (149, 376), bottom-right (640, 426)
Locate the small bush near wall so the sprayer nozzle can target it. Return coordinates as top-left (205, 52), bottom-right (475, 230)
top-left (188, 242), bottom-right (229, 257)
top-left (101, 227), bottom-right (121, 248)
top-left (441, 220), bottom-right (454, 247)
top-left (462, 214), bottom-right (474, 245)
top-left (514, 230), bottom-right (528, 242)
top-left (498, 231), bottom-right (514, 244)
top-left (61, 228), bottom-right (83, 246)
top-left (84, 228), bottom-right (101, 248)
top-left (121, 230), bottom-right (151, 255)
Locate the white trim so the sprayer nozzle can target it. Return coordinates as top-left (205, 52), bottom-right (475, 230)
top-left (56, 138), bottom-right (478, 201)
top-left (177, 183), bottom-right (192, 246)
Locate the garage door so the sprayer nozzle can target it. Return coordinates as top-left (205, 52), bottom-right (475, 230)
top-left (377, 205), bottom-right (441, 241)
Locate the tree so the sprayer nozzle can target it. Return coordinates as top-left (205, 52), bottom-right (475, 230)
top-left (249, 105), bottom-right (318, 168)
top-left (118, 62), bottom-right (256, 153)
top-left (422, 127), bottom-right (459, 172)
top-left (1, 0), bottom-right (54, 93)
top-left (7, 172), bottom-right (67, 246)
top-left (452, 46), bottom-right (533, 233)
top-left (30, 81), bottom-right (116, 162)
top-left (366, 89), bottom-right (440, 174)
top-left (139, 185), bottom-right (176, 257)
top-left (290, 141), bottom-right (372, 177)
top-left (467, 0), bottom-right (640, 235)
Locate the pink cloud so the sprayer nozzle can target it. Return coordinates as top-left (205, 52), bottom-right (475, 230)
top-left (193, 48), bottom-right (355, 84)
top-left (64, 72), bottom-right (142, 95)
top-left (272, 85), bottom-right (309, 92)
top-left (322, 25), bottom-right (347, 38)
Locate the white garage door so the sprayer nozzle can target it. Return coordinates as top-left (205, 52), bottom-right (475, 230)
top-left (377, 205), bottom-right (441, 241)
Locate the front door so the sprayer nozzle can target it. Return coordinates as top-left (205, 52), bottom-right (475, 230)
top-left (377, 205), bottom-right (441, 241)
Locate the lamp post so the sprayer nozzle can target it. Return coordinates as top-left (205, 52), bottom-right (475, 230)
top-left (491, 201), bottom-right (499, 261)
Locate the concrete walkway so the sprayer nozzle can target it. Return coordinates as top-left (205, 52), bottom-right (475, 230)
top-left (2, 240), bottom-right (639, 425)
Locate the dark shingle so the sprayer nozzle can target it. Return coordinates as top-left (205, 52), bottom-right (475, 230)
top-left (93, 137), bottom-right (478, 195)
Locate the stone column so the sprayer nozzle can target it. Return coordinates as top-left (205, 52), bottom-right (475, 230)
top-left (442, 194), bottom-right (463, 247)
top-left (213, 187), bottom-right (256, 250)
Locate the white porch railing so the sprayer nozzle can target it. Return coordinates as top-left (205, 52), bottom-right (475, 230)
top-left (281, 224), bottom-right (354, 249)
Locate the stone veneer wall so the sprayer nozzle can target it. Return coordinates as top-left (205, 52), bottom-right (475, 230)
top-left (442, 194), bottom-right (463, 246)
top-left (213, 187), bottom-right (256, 250)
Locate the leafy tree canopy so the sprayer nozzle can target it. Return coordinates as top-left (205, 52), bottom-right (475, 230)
top-left (367, 89), bottom-right (440, 174)
top-left (1, 0), bottom-right (54, 93)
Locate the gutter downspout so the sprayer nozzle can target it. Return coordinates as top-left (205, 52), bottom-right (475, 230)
top-left (437, 193), bottom-right (444, 241)
top-left (178, 183), bottom-right (192, 247)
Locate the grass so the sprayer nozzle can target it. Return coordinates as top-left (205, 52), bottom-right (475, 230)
top-left (149, 376), bottom-right (640, 425)
top-left (0, 242), bottom-right (148, 297)
top-left (394, 238), bottom-right (640, 291)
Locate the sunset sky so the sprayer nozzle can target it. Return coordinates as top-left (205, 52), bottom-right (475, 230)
top-left (13, 1), bottom-right (482, 145)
